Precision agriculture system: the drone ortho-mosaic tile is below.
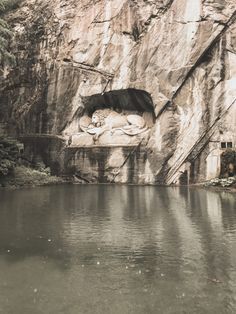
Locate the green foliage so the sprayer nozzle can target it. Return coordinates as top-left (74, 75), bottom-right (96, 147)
top-left (0, 0), bottom-right (18, 68)
top-left (0, 0), bottom-right (4, 11)
top-left (1, 166), bottom-right (64, 188)
top-left (0, 137), bottom-right (19, 176)
top-left (221, 149), bottom-right (236, 164)
top-left (0, 137), bottom-right (63, 187)
top-left (0, 0), bottom-right (21, 13)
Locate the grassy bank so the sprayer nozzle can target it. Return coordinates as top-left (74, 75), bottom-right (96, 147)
top-left (0, 166), bottom-right (65, 189)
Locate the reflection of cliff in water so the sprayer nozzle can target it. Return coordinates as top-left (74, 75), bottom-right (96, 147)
top-left (0, 186), bottom-right (236, 274)
top-left (1, 186), bottom-right (236, 312)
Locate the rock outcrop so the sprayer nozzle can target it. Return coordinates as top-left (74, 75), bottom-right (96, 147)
top-left (1, 0), bottom-right (236, 184)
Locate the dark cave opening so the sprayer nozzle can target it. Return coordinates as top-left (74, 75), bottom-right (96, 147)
top-left (82, 88), bottom-right (155, 117)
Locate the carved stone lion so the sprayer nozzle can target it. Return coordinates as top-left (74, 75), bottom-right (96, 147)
top-left (79, 109), bottom-right (148, 141)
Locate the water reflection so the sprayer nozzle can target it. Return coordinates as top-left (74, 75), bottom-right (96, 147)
top-left (0, 185), bottom-right (236, 313)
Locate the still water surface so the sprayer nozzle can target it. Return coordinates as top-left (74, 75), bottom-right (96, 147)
top-left (0, 185), bottom-right (236, 314)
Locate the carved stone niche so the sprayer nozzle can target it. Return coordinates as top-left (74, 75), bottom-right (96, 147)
top-left (68, 88), bottom-right (155, 147)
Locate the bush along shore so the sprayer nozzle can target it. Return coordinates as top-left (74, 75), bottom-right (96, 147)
top-left (0, 137), bottom-right (65, 189)
top-left (0, 165), bottom-right (66, 189)
top-left (203, 176), bottom-right (236, 191)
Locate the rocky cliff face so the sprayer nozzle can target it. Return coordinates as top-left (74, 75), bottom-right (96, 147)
top-left (1, 0), bottom-right (236, 184)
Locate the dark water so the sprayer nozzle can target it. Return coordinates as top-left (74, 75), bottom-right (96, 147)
top-left (0, 185), bottom-right (236, 314)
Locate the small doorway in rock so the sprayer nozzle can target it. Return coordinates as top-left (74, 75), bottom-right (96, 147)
top-left (179, 170), bottom-right (188, 185)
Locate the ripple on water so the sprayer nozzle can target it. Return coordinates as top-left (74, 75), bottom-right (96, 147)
top-left (0, 185), bottom-right (236, 313)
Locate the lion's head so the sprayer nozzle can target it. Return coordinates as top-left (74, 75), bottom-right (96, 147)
top-left (91, 109), bottom-right (113, 127)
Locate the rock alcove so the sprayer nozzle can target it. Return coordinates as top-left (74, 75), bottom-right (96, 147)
top-left (65, 89), bottom-right (155, 147)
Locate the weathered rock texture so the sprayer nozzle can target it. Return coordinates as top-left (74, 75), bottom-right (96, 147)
top-left (1, 0), bottom-right (236, 184)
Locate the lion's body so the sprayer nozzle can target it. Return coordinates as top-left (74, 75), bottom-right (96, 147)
top-left (91, 109), bottom-right (147, 140)
top-left (92, 109), bottom-right (127, 128)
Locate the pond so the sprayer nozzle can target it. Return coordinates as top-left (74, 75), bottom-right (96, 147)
top-left (0, 185), bottom-right (236, 314)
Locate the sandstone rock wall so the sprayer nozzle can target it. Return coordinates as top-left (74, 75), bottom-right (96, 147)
top-left (1, 0), bottom-right (236, 184)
